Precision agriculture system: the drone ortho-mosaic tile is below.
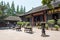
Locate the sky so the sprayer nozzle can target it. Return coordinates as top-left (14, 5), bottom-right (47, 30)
top-left (0, 0), bottom-right (42, 12)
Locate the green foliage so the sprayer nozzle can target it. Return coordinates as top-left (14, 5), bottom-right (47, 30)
top-left (0, 10), bottom-right (2, 16)
top-left (58, 4), bottom-right (60, 7)
top-left (54, 25), bottom-right (59, 31)
top-left (0, 1), bottom-right (8, 19)
top-left (17, 22), bottom-right (30, 26)
top-left (17, 22), bottom-right (23, 25)
top-left (0, 1), bottom-right (3, 5)
top-left (10, 1), bottom-right (15, 16)
top-left (55, 25), bottom-right (59, 28)
top-left (57, 19), bottom-right (60, 24)
top-left (25, 22), bottom-right (31, 28)
top-left (24, 6), bottom-right (26, 14)
top-left (0, 1), bottom-right (7, 13)
top-left (47, 19), bottom-right (55, 24)
top-left (42, 0), bottom-right (54, 9)
top-left (20, 5), bottom-right (24, 14)
top-left (42, 0), bottom-right (52, 5)
top-left (0, 1), bottom-right (26, 16)
top-left (7, 2), bottom-right (10, 8)
top-left (19, 5), bottom-right (26, 14)
top-left (11, 1), bottom-right (15, 12)
top-left (16, 5), bottom-right (19, 13)
top-left (45, 24), bottom-right (49, 30)
top-left (26, 22), bottom-right (30, 25)
top-left (21, 22), bottom-right (26, 26)
top-left (26, 26), bottom-right (32, 28)
top-left (6, 2), bottom-right (11, 16)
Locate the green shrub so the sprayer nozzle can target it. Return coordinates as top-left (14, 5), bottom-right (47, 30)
top-left (17, 22), bottom-right (26, 26)
top-left (17, 22), bottom-right (22, 28)
top-left (17, 22), bottom-right (23, 25)
top-left (54, 25), bottom-right (59, 31)
top-left (22, 22), bottom-right (26, 26)
top-left (24, 22), bottom-right (31, 28)
top-left (47, 19), bottom-right (55, 24)
top-left (26, 23), bottom-right (32, 28)
top-left (45, 24), bottom-right (49, 30)
top-left (26, 26), bottom-right (32, 28)
top-left (17, 22), bottom-right (30, 25)
top-left (26, 22), bottom-right (30, 26)
top-left (57, 19), bottom-right (60, 24)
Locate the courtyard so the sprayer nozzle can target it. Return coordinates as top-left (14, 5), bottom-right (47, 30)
top-left (0, 27), bottom-right (60, 40)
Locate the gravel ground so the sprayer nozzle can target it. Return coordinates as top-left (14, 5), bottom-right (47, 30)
top-left (0, 27), bottom-right (60, 40)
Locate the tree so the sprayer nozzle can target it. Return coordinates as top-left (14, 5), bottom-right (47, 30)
top-left (6, 2), bottom-right (11, 16)
top-left (7, 2), bottom-right (10, 9)
top-left (0, 10), bottom-right (2, 16)
top-left (16, 5), bottom-right (19, 13)
top-left (0, 1), bottom-right (3, 5)
top-left (0, 1), bottom-right (7, 14)
top-left (16, 5), bottom-right (26, 15)
top-left (11, 1), bottom-right (16, 16)
top-left (0, 1), bottom-right (8, 19)
top-left (11, 1), bottom-right (15, 12)
top-left (0, 1), bottom-right (7, 13)
top-left (42, 0), bottom-right (56, 8)
top-left (23, 6), bottom-right (26, 14)
top-left (20, 5), bottom-right (24, 14)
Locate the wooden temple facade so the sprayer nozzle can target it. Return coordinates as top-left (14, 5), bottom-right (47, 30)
top-left (19, 1), bottom-right (60, 26)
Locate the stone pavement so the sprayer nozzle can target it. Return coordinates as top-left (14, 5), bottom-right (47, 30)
top-left (0, 28), bottom-right (60, 40)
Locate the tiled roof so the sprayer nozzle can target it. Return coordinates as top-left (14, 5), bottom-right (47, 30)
top-left (18, 1), bottom-right (60, 16)
top-left (4, 16), bottom-right (22, 21)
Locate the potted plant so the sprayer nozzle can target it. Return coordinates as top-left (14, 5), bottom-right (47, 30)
top-left (17, 22), bottom-right (23, 31)
top-left (22, 22), bottom-right (26, 27)
top-left (57, 19), bottom-right (60, 25)
top-left (17, 22), bottom-right (22, 26)
top-left (47, 19), bottom-right (55, 30)
top-left (25, 22), bottom-right (30, 27)
top-left (45, 24), bottom-right (49, 30)
top-left (54, 25), bottom-right (59, 31)
top-left (24, 22), bottom-right (33, 33)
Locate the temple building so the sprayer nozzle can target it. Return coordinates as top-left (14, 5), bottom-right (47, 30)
top-left (18, 1), bottom-right (60, 26)
top-left (0, 16), bottom-right (21, 27)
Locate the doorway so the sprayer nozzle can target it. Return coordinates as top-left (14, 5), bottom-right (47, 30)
top-left (52, 13), bottom-right (59, 24)
top-left (34, 15), bottom-right (43, 26)
top-left (52, 13), bottom-right (59, 19)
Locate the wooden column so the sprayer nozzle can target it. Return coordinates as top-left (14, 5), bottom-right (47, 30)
top-left (43, 14), bottom-right (46, 22)
top-left (31, 15), bottom-right (34, 26)
top-left (43, 11), bottom-right (46, 22)
top-left (41, 11), bottom-right (46, 37)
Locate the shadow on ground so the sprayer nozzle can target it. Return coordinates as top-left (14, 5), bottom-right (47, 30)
top-left (41, 35), bottom-right (50, 37)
